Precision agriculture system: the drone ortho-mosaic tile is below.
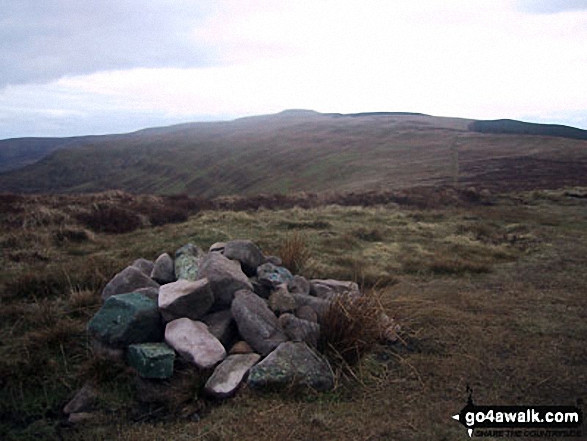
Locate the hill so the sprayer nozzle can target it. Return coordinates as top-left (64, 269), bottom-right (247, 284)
top-left (1, 110), bottom-right (587, 196)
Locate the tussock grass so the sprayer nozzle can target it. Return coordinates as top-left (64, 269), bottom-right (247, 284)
top-left (278, 231), bottom-right (310, 273)
top-left (319, 290), bottom-right (384, 367)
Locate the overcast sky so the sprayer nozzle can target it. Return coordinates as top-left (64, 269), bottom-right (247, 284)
top-left (1, 0), bottom-right (586, 139)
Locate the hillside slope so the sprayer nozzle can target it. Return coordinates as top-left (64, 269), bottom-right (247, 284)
top-left (1, 110), bottom-right (587, 196)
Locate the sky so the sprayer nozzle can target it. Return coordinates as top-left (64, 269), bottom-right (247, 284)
top-left (1, 0), bottom-right (587, 139)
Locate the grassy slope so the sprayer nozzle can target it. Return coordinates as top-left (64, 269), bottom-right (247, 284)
top-left (1, 188), bottom-right (585, 439)
top-left (2, 112), bottom-right (587, 196)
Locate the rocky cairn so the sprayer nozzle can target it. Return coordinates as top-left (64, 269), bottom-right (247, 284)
top-left (77, 239), bottom-right (397, 415)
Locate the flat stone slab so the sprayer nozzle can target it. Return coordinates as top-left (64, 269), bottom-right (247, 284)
top-left (247, 342), bottom-right (334, 392)
top-left (101, 266), bottom-right (160, 301)
top-left (88, 293), bottom-right (163, 348)
top-left (158, 278), bottom-right (214, 322)
top-left (231, 290), bottom-right (287, 356)
top-left (165, 318), bottom-right (226, 369)
top-left (310, 279), bottom-right (360, 300)
top-left (204, 353), bottom-right (261, 399)
top-left (127, 342), bottom-right (175, 379)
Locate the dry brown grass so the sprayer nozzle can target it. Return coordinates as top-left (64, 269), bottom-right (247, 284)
top-left (278, 231), bottom-right (311, 273)
top-left (319, 290), bottom-right (384, 367)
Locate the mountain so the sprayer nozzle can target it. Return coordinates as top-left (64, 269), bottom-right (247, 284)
top-left (1, 110), bottom-right (587, 196)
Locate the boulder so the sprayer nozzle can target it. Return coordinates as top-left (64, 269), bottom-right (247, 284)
top-left (247, 342), bottom-right (334, 392)
top-left (231, 290), bottom-right (287, 356)
top-left (268, 283), bottom-right (296, 315)
top-left (127, 342), bottom-right (175, 379)
top-left (201, 309), bottom-right (238, 348)
top-left (174, 243), bottom-right (205, 281)
top-left (291, 293), bottom-right (331, 321)
top-left (132, 258), bottom-right (155, 276)
top-left (223, 240), bottom-right (265, 276)
top-left (310, 279), bottom-right (360, 300)
top-left (295, 305), bottom-right (318, 323)
top-left (158, 278), bottom-right (214, 322)
top-left (197, 253), bottom-right (253, 309)
top-left (151, 253), bottom-right (175, 284)
top-left (63, 382), bottom-right (97, 414)
top-left (101, 266), bottom-right (160, 301)
top-left (88, 293), bottom-right (163, 348)
top-left (278, 313), bottom-right (320, 348)
top-left (165, 318), bottom-right (226, 369)
top-left (288, 275), bottom-right (311, 296)
top-left (204, 353), bottom-right (261, 399)
top-left (257, 263), bottom-right (293, 288)
top-left (229, 341), bottom-right (254, 355)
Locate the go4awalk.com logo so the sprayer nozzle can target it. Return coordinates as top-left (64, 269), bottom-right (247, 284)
top-left (452, 387), bottom-right (584, 438)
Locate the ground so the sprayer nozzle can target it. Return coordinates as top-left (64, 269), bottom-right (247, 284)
top-left (0, 188), bottom-right (585, 440)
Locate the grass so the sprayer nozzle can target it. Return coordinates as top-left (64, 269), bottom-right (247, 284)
top-left (0, 187), bottom-right (586, 439)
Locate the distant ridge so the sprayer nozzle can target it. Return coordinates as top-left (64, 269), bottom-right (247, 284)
top-left (469, 119), bottom-right (587, 141)
top-left (326, 112), bottom-right (430, 118)
top-left (1, 110), bottom-right (587, 196)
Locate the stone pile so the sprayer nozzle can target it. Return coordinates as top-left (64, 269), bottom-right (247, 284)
top-left (75, 239), bottom-right (397, 415)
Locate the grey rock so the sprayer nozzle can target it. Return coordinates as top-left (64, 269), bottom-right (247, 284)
top-left (250, 277), bottom-right (271, 299)
top-left (257, 263), bottom-right (293, 288)
top-left (63, 382), bottom-right (97, 414)
top-left (288, 275), bottom-right (311, 296)
top-left (197, 253), bottom-right (253, 309)
top-left (247, 342), bottom-right (334, 392)
top-left (132, 258), bottom-right (155, 276)
top-left (204, 353), bottom-right (261, 399)
top-left (88, 293), bottom-right (163, 348)
top-left (151, 253), bottom-right (175, 284)
top-left (101, 266), bottom-right (160, 301)
top-left (291, 293), bottom-right (331, 322)
top-left (223, 240), bottom-right (265, 276)
top-left (310, 279), bottom-right (360, 300)
top-left (231, 290), bottom-right (287, 356)
top-left (229, 341), bottom-right (254, 355)
top-left (127, 342), bottom-right (175, 379)
top-left (268, 283), bottom-right (296, 315)
top-left (174, 243), bottom-right (205, 281)
top-left (201, 309), bottom-right (238, 348)
top-left (278, 313), bottom-right (320, 348)
top-left (295, 305), bottom-right (318, 323)
top-left (165, 318), bottom-right (226, 369)
top-left (158, 278), bottom-right (214, 322)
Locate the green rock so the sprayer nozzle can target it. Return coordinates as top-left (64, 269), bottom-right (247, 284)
top-left (87, 293), bottom-right (163, 348)
top-left (127, 342), bottom-right (175, 379)
top-left (247, 342), bottom-right (334, 392)
top-left (174, 243), bottom-right (205, 281)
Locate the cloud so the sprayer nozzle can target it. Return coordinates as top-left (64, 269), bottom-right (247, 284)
top-left (0, 0), bottom-right (219, 88)
top-left (516, 0), bottom-right (587, 14)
